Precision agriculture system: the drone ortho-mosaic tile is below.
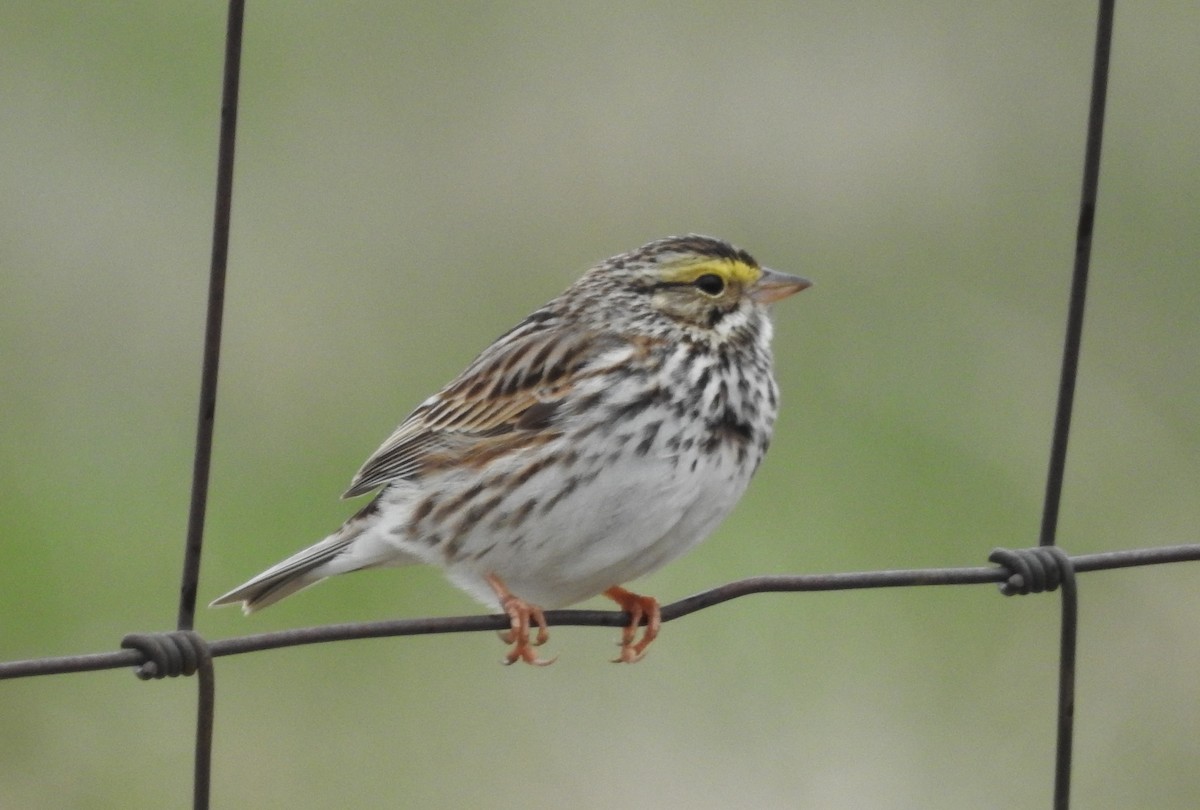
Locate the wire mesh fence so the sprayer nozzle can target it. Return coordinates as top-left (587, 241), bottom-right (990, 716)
top-left (3, 2), bottom-right (1197, 808)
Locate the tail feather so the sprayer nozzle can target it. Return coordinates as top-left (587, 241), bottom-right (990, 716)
top-left (210, 530), bottom-right (357, 614)
top-left (212, 494), bottom-right (426, 614)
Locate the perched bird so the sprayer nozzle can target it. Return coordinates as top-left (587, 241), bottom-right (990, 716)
top-left (212, 235), bottom-right (809, 664)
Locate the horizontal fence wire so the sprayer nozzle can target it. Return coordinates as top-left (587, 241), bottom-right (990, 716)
top-left (5, 3), bottom-right (1195, 810)
top-left (3, 543), bottom-right (1198, 682)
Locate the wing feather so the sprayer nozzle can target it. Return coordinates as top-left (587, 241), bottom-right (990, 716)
top-left (342, 319), bottom-right (626, 498)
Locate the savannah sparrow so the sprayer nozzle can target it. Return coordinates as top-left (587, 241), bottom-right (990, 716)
top-left (212, 235), bottom-right (809, 664)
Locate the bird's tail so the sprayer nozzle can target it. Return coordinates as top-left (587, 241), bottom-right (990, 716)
top-left (210, 497), bottom-right (416, 614)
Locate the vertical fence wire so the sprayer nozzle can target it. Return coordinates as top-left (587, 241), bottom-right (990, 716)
top-left (176, 0), bottom-right (245, 635)
top-left (1039, 0), bottom-right (1115, 551)
top-left (1041, 2), bottom-right (1116, 807)
top-left (1053, 553), bottom-right (1079, 810)
top-left (193, 643), bottom-right (216, 810)
top-left (173, 1), bottom-right (245, 806)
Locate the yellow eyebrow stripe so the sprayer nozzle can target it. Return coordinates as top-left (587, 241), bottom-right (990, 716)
top-left (657, 259), bottom-right (762, 287)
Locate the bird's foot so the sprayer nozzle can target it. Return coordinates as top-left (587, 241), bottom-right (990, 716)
top-left (603, 586), bottom-right (660, 664)
top-left (486, 573), bottom-right (555, 666)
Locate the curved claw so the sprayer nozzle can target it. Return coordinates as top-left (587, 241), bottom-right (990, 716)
top-left (603, 586), bottom-right (661, 664)
top-left (502, 648), bottom-right (558, 667)
top-left (611, 644), bottom-right (648, 665)
top-left (496, 625), bottom-right (549, 647)
top-left (486, 572), bottom-right (555, 666)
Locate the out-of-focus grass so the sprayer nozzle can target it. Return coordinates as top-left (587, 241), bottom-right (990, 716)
top-left (2, 3), bottom-right (1198, 808)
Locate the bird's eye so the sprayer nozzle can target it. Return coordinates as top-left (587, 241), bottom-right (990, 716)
top-left (693, 273), bottom-right (725, 296)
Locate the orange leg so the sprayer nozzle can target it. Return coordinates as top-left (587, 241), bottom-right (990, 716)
top-left (603, 586), bottom-right (661, 664)
top-left (485, 573), bottom-right (555, 666)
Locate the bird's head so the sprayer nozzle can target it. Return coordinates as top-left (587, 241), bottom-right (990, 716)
top-left (583, 235), bottom-right (811, 336)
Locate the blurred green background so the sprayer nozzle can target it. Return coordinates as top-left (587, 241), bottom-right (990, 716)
top-left (2, 2), bottom-right (1198, 808)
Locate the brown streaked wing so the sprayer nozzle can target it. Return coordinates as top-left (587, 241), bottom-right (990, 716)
top-left (341, 326), bottom-right (613, 498)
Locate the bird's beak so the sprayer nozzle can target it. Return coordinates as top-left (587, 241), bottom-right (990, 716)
top-left (750, 267), bottom-right (812, 304)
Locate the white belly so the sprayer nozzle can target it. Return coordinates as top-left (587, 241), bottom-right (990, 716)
top-left (433, 435), bottom-right (754, 609)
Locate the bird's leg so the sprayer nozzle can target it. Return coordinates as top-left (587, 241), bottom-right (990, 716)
top-left (485, 573), bottom-right (555, 666)
top-left (603, 586), bottom-right (661, 663)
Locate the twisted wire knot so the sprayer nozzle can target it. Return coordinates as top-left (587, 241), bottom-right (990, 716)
top-left (120, 631), bottom-right (212, 681)
top-left (988, 546), bottom-right (1074, 596)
